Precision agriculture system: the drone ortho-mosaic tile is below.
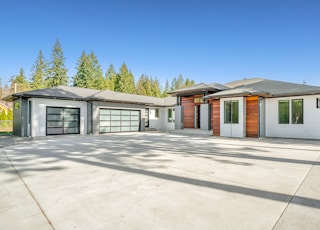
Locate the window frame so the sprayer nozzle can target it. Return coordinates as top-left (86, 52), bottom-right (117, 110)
top-left (224, 100), bottom-right (239, 124)
top-left (278, 100), bottom-right (290, 124)
top-left (155, 108), bottom-right (159, 118)
top-left (168, 108), bottom-right (175, 123)
top-left (292, 99), bottom-right (303, 124)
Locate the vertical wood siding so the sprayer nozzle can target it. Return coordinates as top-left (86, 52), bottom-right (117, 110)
top-left (212, 99), bottom-right (220, 136)
top-left (182, 96), bottom-right (195, 128)
top-left (246, 96), bottom-right (259, 137)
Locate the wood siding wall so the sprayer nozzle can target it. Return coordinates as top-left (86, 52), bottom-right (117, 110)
top-left (246, 96), bottom-right (259, 138)
top-left (182, 96), bottom-right (194, 128)
top-left (212, 99), bottom-right (220, 136)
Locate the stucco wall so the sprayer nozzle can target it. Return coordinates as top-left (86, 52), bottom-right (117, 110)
top-left (265, 95), bottom-right (320, 139)
top-left (30, 98), bottom-right (88, 137)
top-left (148, 107), bottom-right (175, 130)
top-left (220, 97), bottom-right (245, 138)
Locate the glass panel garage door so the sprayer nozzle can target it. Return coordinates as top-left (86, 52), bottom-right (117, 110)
top-left (46, 107), bottom-right (80, 135)
top-left (100, 109), bottom-right (140, 133)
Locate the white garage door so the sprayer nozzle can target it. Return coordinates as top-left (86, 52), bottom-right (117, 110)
top-left (99, 109), bottom-right (140, 133)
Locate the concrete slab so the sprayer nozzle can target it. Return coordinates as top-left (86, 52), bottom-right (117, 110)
top-left (1, 133), bottom-right (320, 229)
top-left (0, 149), bottom-right (52, 230)
top-left (273, 154), bottom-right (320, 230)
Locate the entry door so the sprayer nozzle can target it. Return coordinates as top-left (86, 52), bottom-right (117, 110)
top-left (194, 106), bottom-right (200, 128)
top-left (145, 108), bottom-right (149, 127)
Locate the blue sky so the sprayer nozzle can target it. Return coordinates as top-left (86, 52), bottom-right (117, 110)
top-left (1, 0), bottom-right (319, 87)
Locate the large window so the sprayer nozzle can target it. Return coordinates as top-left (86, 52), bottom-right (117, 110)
top-left (278, 99), bottom-right (303, 124)
top-left (224, 100), bottom-right (239, 124)
top-left (292, 99), bottom-right (303, 124)
top-left (168, 108), bottom-right (175, 122)
top-left (278, 100), bottom-right (289, 124)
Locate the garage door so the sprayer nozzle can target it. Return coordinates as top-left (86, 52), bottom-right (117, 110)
top-left (99, 109), bottom-right (140, 133)
top-left (46, 107), bottom-right (80, 135)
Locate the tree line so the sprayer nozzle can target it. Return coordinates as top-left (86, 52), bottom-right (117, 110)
top-left (0, 39), bottom-right (195, 101)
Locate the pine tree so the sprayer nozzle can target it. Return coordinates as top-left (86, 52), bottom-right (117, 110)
top-left (73, 51), bottom-right (89, 88)
top-left (117, 63), bottom-right (135, 94)
top-left (162, 79), bottom-right (170, 97)
top-left (105, 64), bottom-right (118, 91)
top-left (0, 77), bottom-right (3, 98)
top-left (88, 52), bottom-right (104, 89)
top-left (46, 39), bottom-right (68, 87)
top-left (30, 50), bottom-right (47, 89)
top-left (73, 51), bottom-right (104, 89)
top-left (151, 77), bottom-right (161, 97)
top-left (11, 68), bottom-right (30, 93)
top-left (184, 78), bottom-right (195, 87)
top-left (170, 74), bottom-right (195, 91)
top-left (136, 74), bottom-right (147, 95)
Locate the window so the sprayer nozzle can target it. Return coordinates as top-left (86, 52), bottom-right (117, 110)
top-left (278, 100), bottom-right (289, 124)
top-left (194, 98), bottom-right (204, 104)
top-left (155, 108), bottom-right (159, 118)
top-left (292, 99), bottom-right (303, 124)
top-left (224, 100), bottom-right (239, 124)
top-left (168, 108), bottom-right (175, 122)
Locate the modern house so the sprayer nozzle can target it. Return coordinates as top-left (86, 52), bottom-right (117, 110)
top-left (203, 78), bottom-right (320, 139)
top-left (3, 86), bottom-right (176, 137)
top-left (3, 78), bottom-right (320, 139)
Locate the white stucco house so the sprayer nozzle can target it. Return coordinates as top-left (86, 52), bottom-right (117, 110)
top-left (4, 86), bottom-right (176, 137)
top-left (3, 78), bottom-right (320, 139)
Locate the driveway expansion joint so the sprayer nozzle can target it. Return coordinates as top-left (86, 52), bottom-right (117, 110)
top-left (1, 149), bottom-right (55, 230)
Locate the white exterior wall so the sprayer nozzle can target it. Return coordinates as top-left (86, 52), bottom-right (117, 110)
top-left (30, 98), bottom-right (87, 137)
top-left (220, 97), bottom-right (245, 138)
top-left (148, 107), bottom-right (175, 130)
top-left (266, 95), bottom-right (320, 139)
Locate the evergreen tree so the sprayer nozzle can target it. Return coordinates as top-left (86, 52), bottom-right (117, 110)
top-left (151, 77), bottom-right (161, 97)
top-left (0, 77), bottom-right (2, 98)
top-left (170, 74), bottom-right (195, 91)
top-left (136, 75), bottom-right (161, 97)
top-left (73, 51), bottom-right (104, 89)
top-left (73, 51), bottom-right (89, 88)
top-left (162, 79), bottom-right (170, 97)
top-left (117, 63), bottom-right (135, 94)
top-left (88, 52), bottom-right (104, 89)
top-left (30, 50), bottom-right (47, 89)
top-left (46, 39), bottom-right (68, 87)
top-left (136, 74), bottom-right (147, 95)
top-left (11, 68), bottom-right (30, 93)
top-left (105, 64), bottom-right (118, 91)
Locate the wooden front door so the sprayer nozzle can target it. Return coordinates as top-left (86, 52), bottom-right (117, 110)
top-left (246, 96), bottom-right (259, 138)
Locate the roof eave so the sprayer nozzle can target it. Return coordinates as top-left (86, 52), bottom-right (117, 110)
top-left (204, 92), bottom-right (272, 99)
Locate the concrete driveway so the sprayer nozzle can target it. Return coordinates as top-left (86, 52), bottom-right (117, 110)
top-left (1, 133), bottom-right (320, 230)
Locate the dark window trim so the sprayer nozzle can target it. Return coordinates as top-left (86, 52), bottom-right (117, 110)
top-left (278, 100), bottom-right (290, 124)
top-left (168, 108), bottom-right (175, 123)
top-left (46, 106), bottom-right (80, 135)
top-left (291, 99), bottom-right (304, 124)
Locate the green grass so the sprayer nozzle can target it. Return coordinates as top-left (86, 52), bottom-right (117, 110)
top-left (0, 131), bottom-right (13, 135)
